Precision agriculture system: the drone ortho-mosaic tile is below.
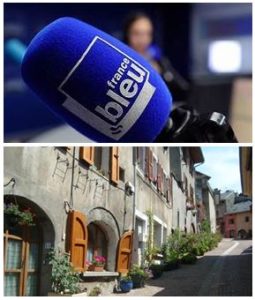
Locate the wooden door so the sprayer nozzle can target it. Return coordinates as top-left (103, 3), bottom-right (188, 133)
top-left (4, 226), bottom-right (40, 296)
top-left (67, 210), bottom-right (88, 272)
top-left (116, 231), bottom-right (133, 274)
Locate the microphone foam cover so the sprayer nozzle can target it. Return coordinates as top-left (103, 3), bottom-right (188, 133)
top-left (22, 17), bottom-right (172, 142)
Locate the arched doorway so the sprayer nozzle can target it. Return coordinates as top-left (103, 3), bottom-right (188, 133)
top-left (87, 208), bottom-right (120, 271)
top-left (238, 229), bottom-right (247, 239)
top-left (4, 211), bottom-right (41, 295)
top-left (4, 195), bottom-right (55, 296)
top-left (87, 223), bottom-right (108, 269)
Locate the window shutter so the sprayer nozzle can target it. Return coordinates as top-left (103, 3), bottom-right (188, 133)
top-left (110, 147), bottom-right (119, 184)
top-left (146, 149), bottom-right (153, 180)
top-left (116, 231), bottom-right (133, 274)
top-left (67, 210), bottom-right (88, 272)
top-left (157, 163), bottom-right (161, 191)
top-left (79, 147), bottom-right (94, 165)
top-left (167, 176), bottom-right (173, 207)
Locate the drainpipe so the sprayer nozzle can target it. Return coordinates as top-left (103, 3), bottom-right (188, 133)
top-left (132, 155), bottom-right (137, 231)
top-left (70, 147), bottom-right (76, 209)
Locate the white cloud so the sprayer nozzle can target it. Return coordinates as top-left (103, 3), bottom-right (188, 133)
top-left (196, 147), bottom-right (241, 193)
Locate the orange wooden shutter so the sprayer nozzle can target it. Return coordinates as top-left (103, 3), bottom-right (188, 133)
top-left (116, 231), bottom-right (133, 274)
top-left (67, 210), bottom-right (88, 272)
top-left (79, 147), bottom-right (94, 165)
top-left (110, 147), bottom-right (119, 184)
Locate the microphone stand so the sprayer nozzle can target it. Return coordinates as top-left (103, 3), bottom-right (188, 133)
top-left (155, 105), bottom-right (238, 143)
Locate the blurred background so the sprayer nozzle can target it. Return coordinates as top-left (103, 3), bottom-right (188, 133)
top-left (4, 3), bottom-right (252, 142)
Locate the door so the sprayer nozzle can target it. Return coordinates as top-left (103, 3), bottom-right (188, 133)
top-left (116, 231), bottom-right (133, 274)
top-left (4, 225), bottom-right (40, 296)
top-left (67, 210), bottom-right (88, 272)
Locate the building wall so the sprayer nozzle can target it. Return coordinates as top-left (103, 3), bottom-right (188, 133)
top-left (208, 190), bottom-right (217, 233)
top-left (4, 146), bottom-right (134, 295)
top-left (235, 211), bottom-right (252, 237)
top-left (133, 147), bottom-right (172, 264)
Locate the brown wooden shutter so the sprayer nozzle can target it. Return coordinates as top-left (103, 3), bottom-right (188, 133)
top-left (67, 210), bottom-right (88, 272)
top-left (110, 147), bottom-right (119, 184)
top-left (116, 231), bottom-right (133, 274)
top-left (146, 148), bottom-right (153, 180)
top-left (79, 147), bottom-right (94, 165)
top-left (161, 167), bottom-right (164, 193)
top-left (167, 176), bottom-right (173, 207)
top-left (157, 163), bottom-right (161, 191)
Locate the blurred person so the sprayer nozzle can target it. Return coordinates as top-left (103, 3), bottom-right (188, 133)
top-left (123, 12), bottom-right (190, 103)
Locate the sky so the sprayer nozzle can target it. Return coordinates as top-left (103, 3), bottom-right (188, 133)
top-left (196, 147), bottom-right (241, 193)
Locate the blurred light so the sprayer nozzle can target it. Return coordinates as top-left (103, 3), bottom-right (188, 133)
top-left (208, 40), bottom-right (241, 73)
top-left (5, 39), bottom-right (26, 64)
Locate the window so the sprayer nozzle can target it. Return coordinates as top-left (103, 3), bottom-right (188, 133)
top-left (119, 167), bottom-right (125, 182)
top-left (229, 219), bottom-right (234, 225)
top-left (245, 216), bottom-right (249, 222)
top-left (87, 223), bottom-right (107, 267)
top-left (170, 148), bottom-right (181, 182)
top-left (190, 185), bottom-right (194, 204)
top-left (136, 147), bottom-right (146, 173)
top-left (184, 175), bottom-right (188, 196)
top-left (94, 148), bottom-right (102, 171)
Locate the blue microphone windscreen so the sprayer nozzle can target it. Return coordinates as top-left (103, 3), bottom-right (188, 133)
top-left (21, 17), bottom-right (172, 142)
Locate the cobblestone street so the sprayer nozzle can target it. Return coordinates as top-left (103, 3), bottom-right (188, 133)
top-left (116, 239), bottom-right (252, 296)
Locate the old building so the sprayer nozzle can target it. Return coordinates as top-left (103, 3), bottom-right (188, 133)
top-left (195, 171), bottom-right (217, 233)
top-left (4, 147), bottom-right (134, 296)
top-left (239, 147), bottom-right (252, 197)
top-left (224, 197), bottom-right (252, 239)
top-left (4, 146), bottom-right (203, 296)
top-left (170, 148), bottom-right (204, 234)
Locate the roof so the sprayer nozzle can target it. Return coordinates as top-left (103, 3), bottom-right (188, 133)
top-left (189, 148), bottom-right (204, 164)
top-left (226, 200), bottom-right (252, 214)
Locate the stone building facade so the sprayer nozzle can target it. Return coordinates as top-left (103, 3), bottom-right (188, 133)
top-left (4, 146), bottom-right (203, 296)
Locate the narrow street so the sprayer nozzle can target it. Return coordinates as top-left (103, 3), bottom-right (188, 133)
top-left (119, 239), bottom-right (252, 296)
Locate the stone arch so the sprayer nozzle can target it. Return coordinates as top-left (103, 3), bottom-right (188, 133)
top-left (238, 229), bottom-right (247, 239)
top-left (87, 207), bottom-right (121, 271)
top-left (4, 194), bottom-right (55, 295)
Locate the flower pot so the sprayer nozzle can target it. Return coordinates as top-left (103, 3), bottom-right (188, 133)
top-left (88, 264), bottom-right (104, 272)
top-left (130, 274), bottom-right (145, 289)
top-left (120, 280), bottom-right (133, 293)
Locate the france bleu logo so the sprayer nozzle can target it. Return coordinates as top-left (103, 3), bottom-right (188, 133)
top-left (58, 36), bottom-right (156, 140)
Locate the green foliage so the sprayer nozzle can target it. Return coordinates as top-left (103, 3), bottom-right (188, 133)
top-left (47, 248), bottom-right (80, 294)
top-left (161, 226), bottom-right (222, 266)
top-left (4, 203), bottom-right (35, 226)
top-left (88, 287), bottom-right (102, 296)
top-left (120, 275), bottom-right (132, 283)
top-left (128, 265), bottom-right (148, 288)
top-left (128, 264), bottom-right (147, 278)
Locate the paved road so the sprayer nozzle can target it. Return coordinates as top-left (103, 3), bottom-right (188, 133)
top-left (120, 239), bottom-right (252, 296)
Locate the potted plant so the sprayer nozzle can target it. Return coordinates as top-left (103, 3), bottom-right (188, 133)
top-left (128, 265), bottom-right (147, 289)
top-left (89, 256), bottom-right (106, 271)
top-left (88, 286), bottom-right (102, 296)
top-left (119, 276), bottom-right (133, 293)
top-left (163, 251), bottom-right (180, 271)
top-left (150, 264), bottom-right (164, 279)
top-left (47, 248), bottom-right (80, 295)
top-left (4, 203), bottom-right (35, 227)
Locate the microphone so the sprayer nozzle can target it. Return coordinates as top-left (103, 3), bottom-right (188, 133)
top-left (21, 17), bottom-right (172, 142)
